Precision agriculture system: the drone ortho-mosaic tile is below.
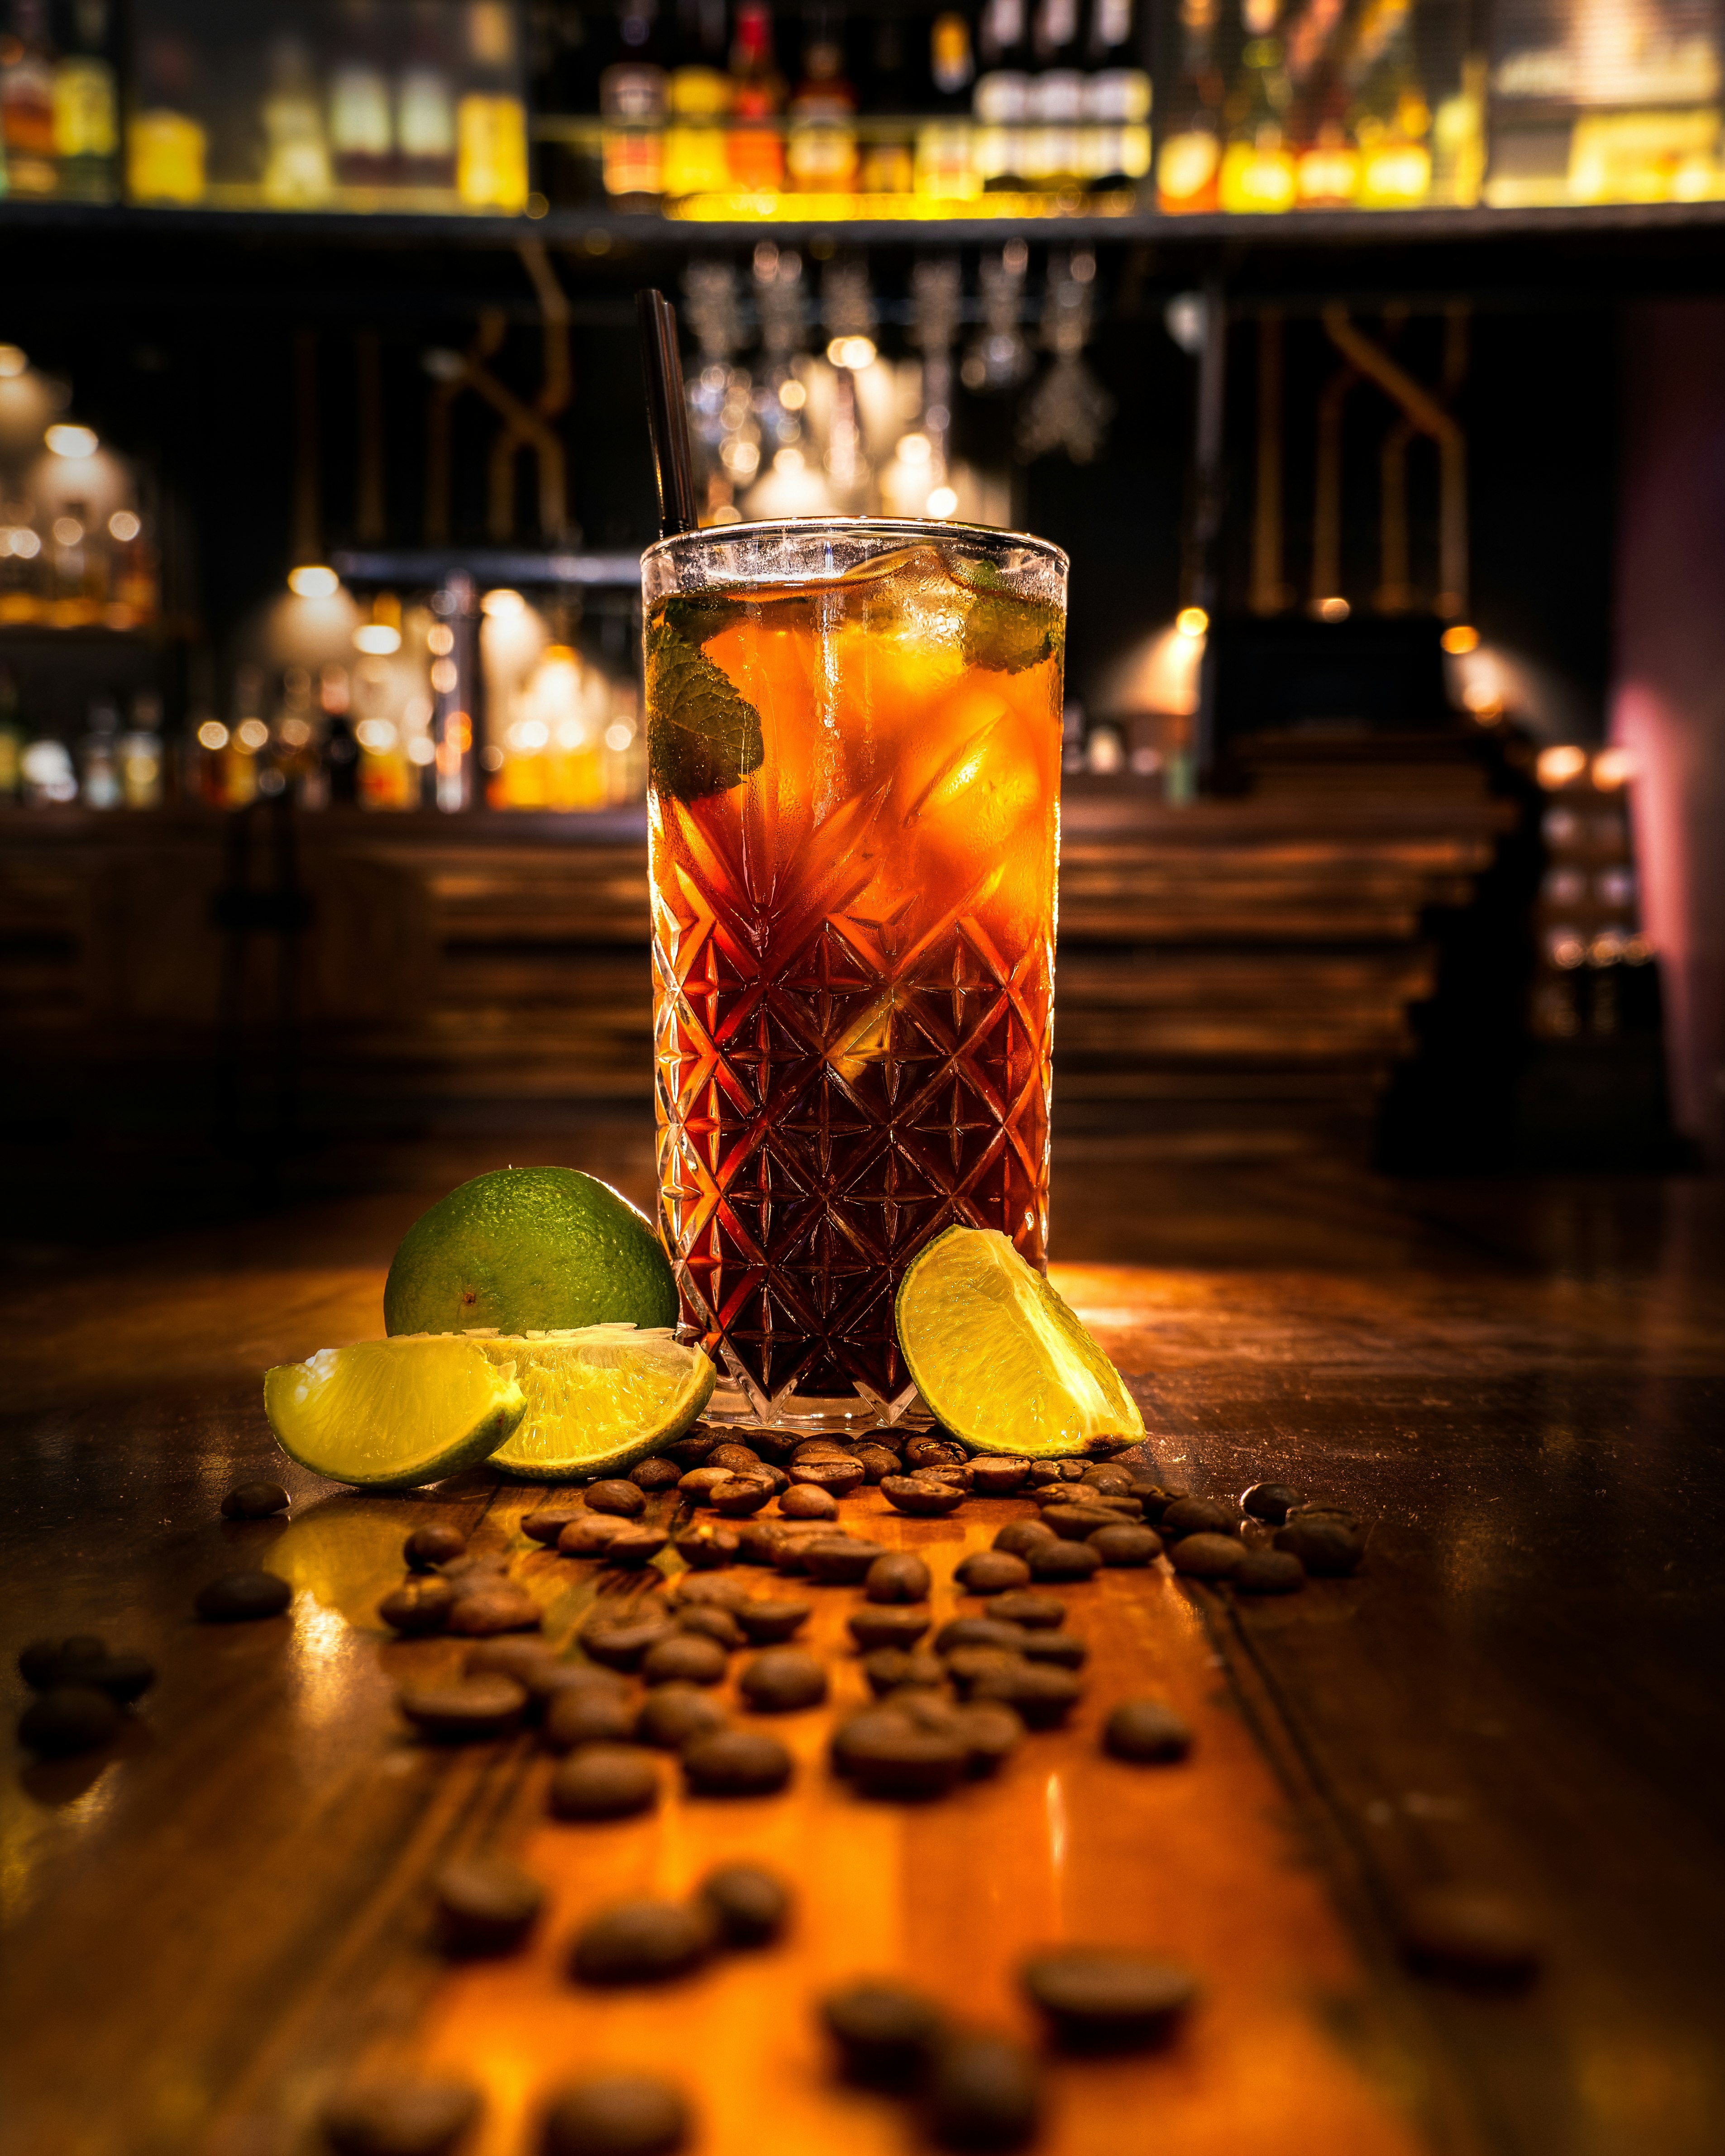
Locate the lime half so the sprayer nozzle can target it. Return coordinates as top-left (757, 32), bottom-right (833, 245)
top-left (479, 1326), bottom-right (717, 1480)
top-left (264, 1336), bottom-right (526, 1488)
top-left (896, 1227), bottom-right (1144, 1457)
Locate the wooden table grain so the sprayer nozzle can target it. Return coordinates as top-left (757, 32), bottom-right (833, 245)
top-left (3, 1150), bottom-right (1721, 2156)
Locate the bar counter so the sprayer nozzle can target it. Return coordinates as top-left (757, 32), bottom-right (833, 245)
top-left (3, 1148), bottom-right (1720, 2156)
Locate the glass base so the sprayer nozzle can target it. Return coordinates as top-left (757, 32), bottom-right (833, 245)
top-left (702, 1348), bottom-right (936, 1437)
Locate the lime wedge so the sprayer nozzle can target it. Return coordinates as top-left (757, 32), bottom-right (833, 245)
top-left (895, 1227), bottom-right (1144, 1457)
top-left (263, 1337), bottom-right (527, 1488)
top-left (479, 1326), bottom-right (717, 1479)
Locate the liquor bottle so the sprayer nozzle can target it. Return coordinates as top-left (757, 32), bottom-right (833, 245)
top-left (664, 0), bottom-right (731, 199)
top-left (50, 0), bottom-right (116, 202)
top-left (126, 28), bottom-right (206, 204)
top-left (786, 10), bottom-right (858, 195)
top-left (260, 36), bottom-right (334, 206)
top-left (118, 691), bottom-right (163, 809)
top-left (456, 0), bottom-right (529, 210)
top-left (1085, 0), bottom-right (1151, 194)
top-left (726, 0), bottom-right (785, 190)
top-left (0, 663), bottom-right (24, 800)
top-left (600, 0), bottom-right (667, 202)
top-left (1218, 0), bottom-right (1294, 213)
top-left (328, 0), bottom-right (395, 192)
top-left (858, 10), bottom-right (914, 194)
top-left (1347, 0), bottom-right (1431, 209)
top-left (915, 11), bottom-right (978, 202)
top-left (1, 0), bottom-right (58, 196)
top-left (1156, 0), bottom-right (1223, 212)
top-left (973, 0), bottom-right (1030, 192)
top-left (1025, 0), bottom-right (1084, 191)
top-left (397, 0), bottom-right (459, 194)
top-left (78, 693), bottom-right (120, 807)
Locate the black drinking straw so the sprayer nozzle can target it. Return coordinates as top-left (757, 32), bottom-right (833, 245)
top-left (636, 288), bottom-right (699, 539)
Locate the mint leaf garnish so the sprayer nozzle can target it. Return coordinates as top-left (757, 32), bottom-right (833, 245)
top-left (663, 591), bottom-right (743, 647)
top-left (646, 612), bottom-right (765, 801)
top-left (951, 556), bottom-right (1064, 674)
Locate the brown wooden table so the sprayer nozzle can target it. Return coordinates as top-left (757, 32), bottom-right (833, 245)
top-left (3, 1148), bottom-right (1722, 2156)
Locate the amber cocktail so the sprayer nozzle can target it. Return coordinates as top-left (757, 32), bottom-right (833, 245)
top-left (641, 519), bottom-right (1066, 1429)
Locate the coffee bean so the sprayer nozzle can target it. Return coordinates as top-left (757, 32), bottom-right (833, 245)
top-left (1080, 1466), bottom-right (1132, 1494)
top-left (904, 1436), bottom-right (966, 1470)
top-left (18, 1638), bottom-right (70, 1687)
top-left (681, 1728), bottom-right (793, 1796)
top-left (802, 1537), bottom-right (884, 1586)
top-left (833, 1706), bottom-right (968, 1798)
top-left (1161, 1497), bottom-right (1237, 1541)
top-left (969, 1457), bottom-right (1030, 1495)
top-left (670, 1573), bottom-right (748, 1607)
top-left (1088, 1523), bottom-right (1163, 1568)
top-left (1021, 1947), bottom-right (1197, 2049)
top-left (821, 1980), bottom-right (946, 2085)
top-left (404, 1523), bottom-right (468, 1570)
top-left (1169, 1533), bottom-right (1243, 1579)
top-left (379, 1578), bottom-right (455, 1635)
top-left (779, 1484), bottom-right (838, 1521)
top-left (863, 1646), bottom-right (947, 1697)
top-left (710, 1478), bottom-right (776, 1518)
top-left (923, 2031), bottom-right (1040, 2151)
top-left (540, 2073), bottom-right (689, 2156)
top-left (865, 1551), bottom-right (932, 1603)
top-left (788, 1457), bottom-right (865, 1498)
top-left (762, 1525), bottom-right (820, 1570)
top-left (584, 1479), bottom-right (647, 1518)
top-left (635, 1684), bottom-right (728, 1751)
top-left (671, 1522), bottom-right (741, 1570)
top-left (988, 1590), bottom-right (1065, 1630)
top-left (954, 1551), bottom-right (1032, 1596)
top-left (641, 1633), bottom-right (726, 1688)
top-left (674, 1602), bottom-right (742, 1649)
top-left (631, 1457), bottom-right (684, 1492)
top-left (558, 1516), bottom-right (627, 1557)
top-left (942, 1646), bottom-right (1026, 1694)
top-left (1103, 1698), bottom-right (1193, 1764)
top-left (847, 1607), bottom-right (931, 1652)
top-left (1275, 1512), bottom-right (1367, 1576)
top-left (18, 1685), bottom-right (120, 1756)
top-left (740, 1647), bottom-right (827, 1712)
top-left (947, 1700), bottom-right (1024, 1775)
top-left (969, 1662), bottom-right (1082, 1729)
top-left (853, 1444), bottom-right (902, 1484)
top-left (321, 2075), bottom-right (480, 2156)
top-left (677, 1466), bottom-right (735, 1504)
top-left (1044, 1503), bottom-right (1128, 1541)
top-left (196, 1570), bottom-right (292, 1622)
top-left (581, 1617), bottom-right (674, 1671)
top-left (448, 1585), bottom-right (543, 1635)
top-left (1399, 1887), bottom-right (1542, 1987)
top-left (531, 1664), bottom-right (629, 1716)
top-left (1133, 1486), bottom-right (1186, 1520)
top-left (936, 1617), bottom-right (1027, 1655)
top-left (921, 1463), bottom-right (975, 1491)
top-left (220, 1480), bottom-right (291, 1521)
top-left (463, 1638), bottom-right (556, 1686)
top-left (399, 1675), bottom-right (527, 1741)
top-left (604, 1526), bottom-right (672, 1568)
top-left (81, 1651), bottom-right (156, 1704)
top-left (698, 1862), bottom-right (791, 1948)
top-left (440, 1551), bottom-right (510, 1584)
top-left (1027, 1540), bottom-right (1102, 1582)
top-left (1242, 1481), bottom-right (1302, 1524)
top-left (1234, 1550), bottom-right (1306, 1594)
top-left (545, 1685), bottom-right (638, 1752)
top-left (1058, 1459), bottom-right (1089, 1479)
top-left (548, 1744), bottom-right (660, 1820)
top-left (571, 1898), bottom-right (715, 1986)
top-left (790, 1439), bottom-right (854, 1462)
top-left (733, 1598), bottom-right (811, 1644)
top-left (992, 1520), bottom-right (1057, 1559)
top-left (435, 1855), bottom-right (544, 1955)
top-left (523, 1506), bottom-right (587, 1545)
top-left (664, 1431), bottom-right (717, 1467)
top-left (879, 1476), bottom-right (964, 1517)
top-left (1024, 1461), bottom-right (1062, 1485)
top-left (1019, 1631), bottom-right (1087, 1670)
top-left (707, 1442), bottom-right (762, 1473)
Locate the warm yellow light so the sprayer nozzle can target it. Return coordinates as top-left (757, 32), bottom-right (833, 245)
top-left (898, 432), bottom-right (932, 466)
top-left (1592, 747), bottom-right (1637, 789)
top-left (236, 718), bottom-right (270, 751)
top-left (925, 485), bottom-right (958, 518)
top-left (1175, 606), bottom-right (1209, 639)
top-left (605, 720), bottom-right (636, 752)
top-left (196, 720), bottom-right (229, 751)
top-left (1318, 595), bottom-right (1351, 622)
top-left (779, 378), bottom-right (807, 410)
top-left (427, 624), bottom-right (455, 656)
top-left (356, 718), bottom-right (398, 752)
top-left (1537, 745), bottom-right (1589, 788)
top-left (827, 334), bottom-right (877, 371)
top-left (51, 515), bottom-right (83, 546)
top-left (108, 509), bottom-right (142, 543)
top-left (46, 422), bottom-right (97, 458)
top-left (0, 344), bottom-right (26, 377)
top-left (482, 587), bottom-right (525, 618)
top-left (354, 623), bottom-right (402, 654)
top-left (1441, 623), bottom-right (1480, 655)
top-left (289, 563), bottom-right (339, 599)
top-left (430, 658), bottom-right (459, 692)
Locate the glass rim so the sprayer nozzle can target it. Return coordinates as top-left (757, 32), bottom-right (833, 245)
top-left (641, 515), bottom-right (1069, 580)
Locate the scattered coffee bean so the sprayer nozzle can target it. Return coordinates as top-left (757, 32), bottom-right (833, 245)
top-left (712, 1478), bottom-right (777, 1518)
top-left (923, 2031), bottom-right (1041, 2151)
top-left (677, 1467), bottom-right (735, 1504)
top-left (789, 1457), bottom-right (865, 1498)
top-left (671, 1524), bottom-right (741, 1572)
top-left (435, 1855), bottom-right (544, 1955)
top-left (540, 2073), bottom-right (688, 2156)
top-left (954, 1551), bottom-right (1032, 1596)
top-left (989, 1590), bottom-right (1065, 1629)
top-left (942, 1646), bottom-right (1026, 1694)
top-left (1021, 1947), bottom-right (1197, 2048)
top-left (1275, 1511), bottom-right (1367, 1576)
top-left (947, 1700), bottom-right (1024, 1775)
top-left (1399, 1887), bottom-right (1542, 1987)
top-left (80, 1650), bottom-right (156, 1704)
top-left (399, 1675), bottom-right (527, 1742)
top-left (18, 1638), bottom-right (73, 1688)
top-left (834, 1706), bottom-right (969, 1798)
top-left (790, 1440), bottom-right (853, 1463)
top-left (848, 1606), bottom-right (931, 1652)
top-left (1242, 1481), bottom-right (1302, 1525)
top-left (448, 1585), bottom-right (543, 1635)
top-left (581, 1617), bottom-right (674, 1671)
top-left (549, 1744), bottom-right (660, 1820)
top-left (1123, 1476), bottom-right (1174, 1507)
top-left (865, 1551), bottom-right (932, 1603)
top-left (379, 1578), bottom-right (456, 1635)
top-left (1169, 1533), bottom-right (1244, 1579)
top-left (968, 1662), bottom-right (1082, 1729)
top-left (220, 1480), bottom-right (291, 1521)
top-left (863, 1646), bottom-right (947, 1696)
top-left (664, 1432), bottom-right (717, 1467)
top-left (1080, 1466), bottom-right (1132, 1494)
top-left (1027, 1540), bottom-right (1102, 1582)
top-left (635, 1684), bottom-right (728, 1752)
top-left (733, 1598), bottom-right (811, 1644)
top-left (740, 1647), bottom-right (827, 1712)
top-left (1088, 1523), bottom-right (1163, 1568)
top-left (559, 1516), bottom-right (627, 1558)
top-left (674, 1603), bottom-right (743, 1649)
top-left (922, 1463), bottom-right (975, 1492)
top-left (18, 1685), bottom-right (120, 1756)
top-left (992, 1520), bottom-right (1057, 1559)
top-left (802, 1537), bottom-right (884, 1585)
top-left (779, 1484), bottom-right (838, 1521)
top-left (1019, 1631), bottom-right (1087, 1669)
top-left (1103, 1699), bottom-right (1193, 1764)
top-left (404, 1523), bottom-right (468, 1571)
top-left (852, 1444), bottom-right (901, 1483)
top-left (605, 1526), bottom-right (672, 1568)
top-left (631, 1457), bottom-right (684, 1492)
top-left (879, 1476), bottom-right (965, 1517)
top-left (1160, 1497), bottom-right (1237, 1541)
top-left (196, 1570), bottom-right (292, 1622)
top-left (969, 1456), bottom-right (1030, 1495)
top-left (463, 1638), bottom-right (555, 1685)
top-left (320, 2075), bottom-right (479, 2156)
top-left (441, 1551), bottom-right (510, 1584)
top-left (1024, 1461), bottom-right (1062, 1486)
top-left (1044, 1503), bottom-right (1128, 1542)
top-left (764, 1526), bottom-right (821, 1571)
top-left (545, 1685), bottom-right (638, 1752)
top-left (821, 1980), bottom-right (946, 2086)
top-left (681, 1728), bottom-right (793, 1796)
top-left (522, 1506), bottom-right (587, 1545)
top-left (670, 1574), bottom-right (748, 1607)
top-left (698, 1862), bottom-right (791, 1948)
top-left (641, 1633), bottom-right (726, 1688)
top-left (584, 1480), bottom-right (647, 1518)
top-left (571, 1898), bottom-right (715, 1987)
top-left (936, 1617), bottom-right (1027, 1655)
top-left (530, 1664), bottom-right (628, 1716)
top-left (904, 1436), bottom-right (966, 1470)
top-left (1234, 1550), bottom-right (1306, 1594)
top-left (1056, 1459), bottom-right (1089, 1479)
top-left (707, 1442), bottom-right (763, 1473)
